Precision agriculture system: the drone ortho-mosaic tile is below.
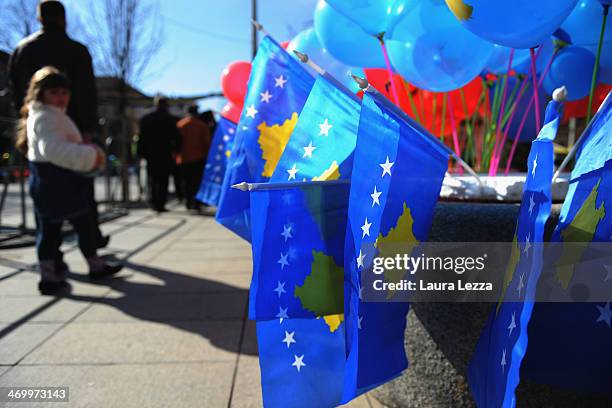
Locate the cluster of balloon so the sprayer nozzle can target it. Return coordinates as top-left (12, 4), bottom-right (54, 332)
top-left (220, 61), bottom-right (251, 123)
top-left (558, 0), bottom-right (612, 84)
top-left (445, 0), bottom-right (578, 49)
top-left (287, 27), bottom-right (364, 93)
top-left (386, 0), bottom-right (494, 92)
top-left (313, 0), bottom-right (386, 68)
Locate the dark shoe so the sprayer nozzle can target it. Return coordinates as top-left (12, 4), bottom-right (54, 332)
top-left (89, 260), bottom-right (124, 280)
top-left (97, 235), bottom-right (110, 249)
top-left (155, 207), bottom-right (169, 213)
top-left (38, 280), bottom-right (70, 296)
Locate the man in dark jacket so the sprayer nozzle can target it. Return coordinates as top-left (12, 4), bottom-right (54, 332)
top-left (137, 97), bottom-right (180, 212)
top-left (8, 0), bottom-right (108, 247)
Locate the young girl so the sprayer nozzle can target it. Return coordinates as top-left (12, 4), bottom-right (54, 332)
top-left (16, 66), bottom-right (122, 295)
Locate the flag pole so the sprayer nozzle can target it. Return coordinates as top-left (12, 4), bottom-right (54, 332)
top-left (351, 75), bottom-right (483, 187)
top-left (251, 19), bottom-right (270, 37)
top-left (232, 179), bottom-right (350, 191)
top-left (552, 89), bottom-right (611, 182)
top-left (292, 50), bottom-right (325, 76)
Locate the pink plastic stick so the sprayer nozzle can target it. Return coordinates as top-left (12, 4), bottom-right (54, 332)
top-left (503, 47), bottom-right (557, 175)
top-left (446, 96), bottom-right (463, 175)
top-left (380, 40), bottom-right (401, 105)
top-left (489, 49), bottom-right (515, 176)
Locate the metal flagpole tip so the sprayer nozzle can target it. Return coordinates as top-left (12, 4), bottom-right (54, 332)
top-left (351, 73), bottom-right (369, 90)
top-left (231, 182), bottom-right (250, 191)
top-left (251, 19), bottom-right (264, 31)
top-left (553, 86), bottom-right (568, 102)
top-left (293, 49), bottom-right (309, 64)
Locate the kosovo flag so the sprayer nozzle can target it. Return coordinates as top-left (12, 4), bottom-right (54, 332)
top-left (520, 92), bottom-right (612, 397)
top-left (468, 99), bottom-right (560, 408)
top-left (196, 116), bottom-right (236, 206)
top-left (249, 181), bottom-right (349, 407)
top-left (342, 90), bottom-right (449, 402)
top-left (216, 36), bottom-right (315, 240)
top-left (271, 74), bottom-right (360, 182)
top-left (249, 181), bottom-right (348, 321)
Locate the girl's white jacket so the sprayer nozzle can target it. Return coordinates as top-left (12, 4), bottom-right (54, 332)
top-left (26, 102), bottom-right (97, 172)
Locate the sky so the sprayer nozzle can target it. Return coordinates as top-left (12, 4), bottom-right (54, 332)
top-left (62, 0), bottom-right (318, 112)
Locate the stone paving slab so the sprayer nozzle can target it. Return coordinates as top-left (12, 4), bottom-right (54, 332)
top-left (0, 272), bottom-right (113, 298)
top-left (0, 323), bottom-right (62, 365)
top-left (111, 270), bottom-right (251, 294)
top-left (0, 362), bottom-right (235, 408)
top-left (0, 297), bottom-right (88, 324)
top-left (73, 292), bottom-right (247, 322)
top-left (22, 320), bottom-right (244, 365)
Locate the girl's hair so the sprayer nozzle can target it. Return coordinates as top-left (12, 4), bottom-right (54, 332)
top-left (15, 66), bottom-right (71, 154)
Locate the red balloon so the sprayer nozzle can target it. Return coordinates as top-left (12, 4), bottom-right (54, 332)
top-left (364, 68), bottom-right (414, 117)
top-left (562, 83), bottom-right (612, 124)
top-left (220, 101), bottom-right (243, 124)
top-left (280, 41), bottom-right (290, 49)
top-left (221, 61), bottom-right (252, 106)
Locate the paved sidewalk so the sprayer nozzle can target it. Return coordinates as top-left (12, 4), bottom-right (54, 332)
top-left (0, 205), bottom-right (382, 407)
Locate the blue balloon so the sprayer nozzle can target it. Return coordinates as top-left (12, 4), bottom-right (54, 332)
top-left (445, 0), bottom-right (578, 49)
top-left (288, 28), bottom-right (365, 94)
top-left (313, 1), bottom-right (386, 68)
top-left (543, 46), bottom-right (596, 101)
top-left (492, 76), bottom-right (547, 142)
top-left (512, 38), bottom-right (556, 74)
top-left (387, 0), bottom-right (493, 92)
top-left (485, 45), bottom-right (532, 74)
top-left (560, 0), bottom-right (612, 84)
top-left (325, 0), bottom-right (408, 36)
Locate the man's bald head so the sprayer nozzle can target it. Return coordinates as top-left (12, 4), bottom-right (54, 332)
top-left (37, 0), bottom-right (66, 30)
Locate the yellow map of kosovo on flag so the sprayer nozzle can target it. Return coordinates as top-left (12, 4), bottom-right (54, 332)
top-left (258, 113), bottom-right (299, 177)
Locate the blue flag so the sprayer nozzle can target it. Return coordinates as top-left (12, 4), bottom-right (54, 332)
top-left (196, 116), bottom-right (236, 206)
top-left (271, 74), bottom-right (360, 182)
top-left (342, 90), bottom-right (449, 402)
top-left (520, 92), bottom-right (612, 397)
top-left (468, 99), bottom-right (560, 408)
top-left (249, 181), bottom-right (349, 407)
top-left (216, 36), bottom-right (315, 240)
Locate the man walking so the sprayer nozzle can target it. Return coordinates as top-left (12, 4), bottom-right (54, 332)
top-left (177, 105), bottom-right (212, 211)
top-left (137, 96), bottom-right (180, 212)
top-left (8, 0), bottom-right (108, 248)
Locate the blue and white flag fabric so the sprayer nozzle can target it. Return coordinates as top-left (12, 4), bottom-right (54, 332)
top-left (520, 92), bottom-right (612, 397)
top-left (468, 98), bottom-right (560, 408)
top-left (250, 181), bottom-right (349, 407)
top-left (216, 36), bottom-right (314, 241)
top-left (196, 116), bottom-right (236, 206)
top-left (271, 74), bottom-right (360, 182)
top-left (342, 90), bottom-right (449, 402)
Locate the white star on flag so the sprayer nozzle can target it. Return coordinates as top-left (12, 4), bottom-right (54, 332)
top-left (260, 90), bottom-right (272, 103)
top-left (501, 349), bottom-right (507, 372)
top-left (380, 156), bottom-right (394, 177)
top-left (532, 154), bottom-right (538, 177)
top-left (274, 74), bottom-right (287, 88)
top-left (302, 141), bottom-right (316, 158)
top-left (358, 285), bottom-right (364, 300)
top-left (274, 281), bottom-right (286, 297)
top-left (523, 233), bottom-right (531, 254)
top-left (604, 265), bottom-right (612, 282)
top-left (596, 302), bottom-right (612, 327)
top-left (277, 306), bottom-right (289, 323)
top-left (318, 119), bottom-right (332, 136)
top-left (357, 250), bottom-right (366, 269)
top-left (281, 225), bottom-right (293, 241)
top-left (223, 134), bottom-right (230, 142)
top-left (508, 312), bottom-right (516, 336)
top-left (361, 218), bottom-right (372, 238)
top-left (282, 331), bottom-right (296, 348)
top-left (371, 186), bottom-right (382, 207)
top-left (278, 252), bottom-right (289, 269)
top-left (517, 273), bottom-right (525, 296)
top-left (292, 355), bottom-right (306, 372)
top-left (287, 164), bottom-right (299, 180)
top-left (528, 193), bottom-right (535, 215)
top-left (245, 105), bottom-right (258, 119)
top-left (358, 316), bottom-right (363, 330)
